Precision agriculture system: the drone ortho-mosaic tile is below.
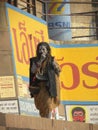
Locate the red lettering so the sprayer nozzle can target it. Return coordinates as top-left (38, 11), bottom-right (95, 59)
top-left (20, 32), bottom-right (30, 64)
top-left (19, 20), bottom-right (26, 31)
top-left (60, 63), bottom-right (80, 90)
top-left (82, 60), bottom-right (98, 89)
top-left (12, 28), bottom-right (23, 63)
top-left (35, 30), bottom-right (44, 41)
top-left (33, 36), bottom-right (40, 50)
top-left (28, 34), bottom-right (34, 57)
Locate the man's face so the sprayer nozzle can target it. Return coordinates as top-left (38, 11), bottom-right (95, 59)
top-left (72, 111), bottom-right (85, 122)
top-left (39, 45), bottom-right (48, 57)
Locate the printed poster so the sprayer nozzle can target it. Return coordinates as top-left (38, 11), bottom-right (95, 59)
top-left (0, 76), bottom-right (16, 98)
top-left (18, 97), bottom-right (39, 116)
top-left (0, 99), bottom-right (19, 114)
top-left (50, 43), bottom-right (98, 104)
top-left (66, 105), bottom-right (98, 124)
top-left (5, 3), bottom-right (49, 97)
top-left (47, 0), bottom-right (72, 41)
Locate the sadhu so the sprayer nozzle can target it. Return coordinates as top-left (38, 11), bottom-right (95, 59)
top-left (29, 42), bottom-right (61, 118)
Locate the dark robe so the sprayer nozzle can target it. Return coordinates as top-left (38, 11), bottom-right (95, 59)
top-left (29, 56), bottom-right (61, 117)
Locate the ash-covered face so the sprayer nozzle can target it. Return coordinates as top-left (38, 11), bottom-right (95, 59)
top-left (38, 45), bottom-right (48, 58)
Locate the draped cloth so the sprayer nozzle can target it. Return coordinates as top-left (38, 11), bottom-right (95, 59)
top-left (34, 74), bottom-right (60, 117)
top-left (29, 56), bottom-right (61, 117)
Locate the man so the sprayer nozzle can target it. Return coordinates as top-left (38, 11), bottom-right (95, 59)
top-left (72, 107), bottom-right (86, 122)
top-left (29, 42), bottom-right (61, 118)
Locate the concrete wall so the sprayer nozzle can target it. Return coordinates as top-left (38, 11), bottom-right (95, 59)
top-left (70, 0), bottom-right (93, 40)
top-left (0, 112), bottom-right (97, 130)
top-left (6, 0), bottom-right (96, 41)
top-left (0, 2), bottom-right (17, 99)
top-left (0, 2), bottom-right (14, 76)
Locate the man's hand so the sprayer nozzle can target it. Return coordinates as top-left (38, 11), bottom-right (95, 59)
top-left (37, 54), bottom-right (46, 67)
top-left (40, 54), bottom-right (46, 62)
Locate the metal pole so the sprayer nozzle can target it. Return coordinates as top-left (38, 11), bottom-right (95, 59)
top-left (95, 12), bottom-right (98, 40)
top-left (39, 12), bottom-right (98, 16)
top-left (48, 27), bottom-right (98, 29)
top-left (39, 0), bottom-right (98, 5)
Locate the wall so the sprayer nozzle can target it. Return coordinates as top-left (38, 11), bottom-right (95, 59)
top-left (0, 112), bottom-right (97, 130)
top-left (70, 0), bottom-right (93, 40)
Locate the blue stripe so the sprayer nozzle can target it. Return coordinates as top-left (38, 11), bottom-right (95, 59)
top-left (17, 75), bottom-right (29, 82)
top-left (22, 76), bottom-right (29, 82)
top-left (61, 101), bottom-right (98, 105)
top-left (5, 4), bottom-right (17, 76)
top-left (50, 43), bottom-right (98, 48)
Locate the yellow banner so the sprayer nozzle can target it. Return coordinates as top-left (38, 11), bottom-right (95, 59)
top-left (6, 4), bottom-right (98, 102)
top-left (50, 44), bottom-right (98, 102)
top-left (7, 6), bottom-right (49, 77)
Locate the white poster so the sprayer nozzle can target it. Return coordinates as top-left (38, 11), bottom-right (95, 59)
top-left (0, 100), bottom-right (19, 114)
top-left (18, 97), bottom-right (39, 117)
top-left (0, 76), bottom-right (16, 98)
top-left (17, 75), bottom-right (30, 97)
top-left (66, 105), bottom-right (98, 124)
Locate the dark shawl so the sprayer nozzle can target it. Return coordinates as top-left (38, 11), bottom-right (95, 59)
top-left (29, 56), bottom-right (57, 97)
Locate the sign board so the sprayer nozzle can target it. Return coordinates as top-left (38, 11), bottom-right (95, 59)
top-left (0, 99), bottom-right (19, 114)
top-left (5, 3), bottom-right (98, 105)
top-left (0, 76), bottom-right (16, 98)
top-left (5, 3), bottom-right (49, 97)
top-left (18, 97), bottom-right (39, 117)
top-left (66, 105), bottom-right (98, 124)
top-left (6, 3), bottom-right (49, 78)
top-left (50, 43), bottom-right (98, 104)
top-left (47, 0), bottom-right (72, 41)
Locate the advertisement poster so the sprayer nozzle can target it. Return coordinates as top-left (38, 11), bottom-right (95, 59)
top-left (50, 43), bottom-right (98, 104)
top-left (0, 76), bottom-right (16, 98)
top-left (18, 97), bottom-right (39, 117)
top-left (0, 99), bottom-right (19, 114)
top-left (47, 0), bottom-right (72, 41)
top-left (65, 105), bottom-right (98, 124)
top-left (17, 75), bottom-right (29, 97)
top-left (5, 3), bottom-right (49, 97)
top-left (6, 3), bottom-right (49, 78)
top-left (5, 3), bottom-right (98, 106)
